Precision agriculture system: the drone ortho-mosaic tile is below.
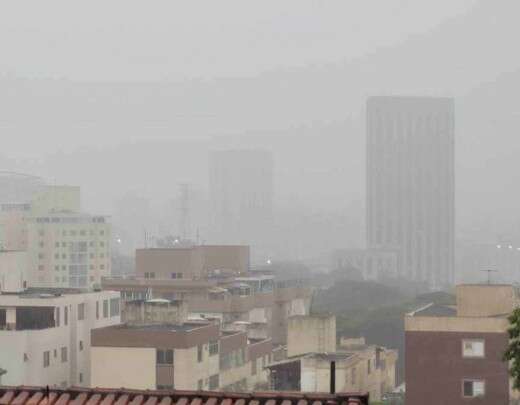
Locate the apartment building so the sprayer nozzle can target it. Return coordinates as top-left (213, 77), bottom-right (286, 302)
top-left (135, 245), bottom-right (250, 280)
top-left (405, 284), bottom-right (520, 405)
top-left (90, 299), bottom-right (272, 391)
top-left (0, 185), bottom-right (111, 289)
top-left (0, 287), bottom-right (120, 387)
top-left (102, 272), bottom-right (311, 345)
top-left (268, 315), bottom-right (397, 402)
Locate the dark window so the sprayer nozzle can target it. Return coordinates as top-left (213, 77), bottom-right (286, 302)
top-left (156, 349), bottom-right (174, 365)
top-left (209, 374), bottom-right (219, 390)
top-left (55, 307), bottom-right (60, 327)
top-left (110, 298), bottom-right (120, 317)
top-left (79, 341), bottom-right (84, 351)
top-left (103, 300), bottom-right (108, 318)
top-left (197, 345), bottom-right (203, 362)
top-left (64, 306), bottom-right (68, 326)
top-left (209, 340), bottom-right (219, 356)
top-left (78, 303), bottom-right (85, 321)
top-left (96, 301), bottom-right (99, 319)
top-left (43, 351), bottom-right (50, 368)
top-left (61, 347), bottom-right (68, 363)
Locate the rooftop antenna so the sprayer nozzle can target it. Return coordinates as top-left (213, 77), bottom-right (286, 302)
top-left (481, 269), bottom-right (498, 285)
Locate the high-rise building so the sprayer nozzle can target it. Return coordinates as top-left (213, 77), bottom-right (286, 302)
top-left (209, 150), bottom-right (274, 261)
top-left (366, 96), bottom-right (455, 287)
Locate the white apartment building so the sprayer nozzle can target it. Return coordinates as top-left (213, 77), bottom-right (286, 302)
top-left (0, 185), bottom-right (111, 289)
top-left (0, 287), bottom-right (121, 388)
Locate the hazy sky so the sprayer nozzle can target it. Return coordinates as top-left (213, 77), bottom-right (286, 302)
top-left (0, 0), bottom-right (476, 80)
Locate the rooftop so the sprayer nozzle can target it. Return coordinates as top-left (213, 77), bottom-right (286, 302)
top-left (0, 386), bottom-right (369, 405)
top-left (119, 322), bottom-right (210, 332)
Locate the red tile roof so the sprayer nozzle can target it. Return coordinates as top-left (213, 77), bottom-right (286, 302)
top-left (0, 387), bottom-right (368, 405)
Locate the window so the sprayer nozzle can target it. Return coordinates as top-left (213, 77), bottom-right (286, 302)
top-left (55, 242), bottom-right (60, 248)
top-left (79, 341), bottom-right (84, 351)
top-left (64, 306), bottom-right (68, 325)
top-left (54, 349), bottom-right (57, 358)
top-left (79, 373), bottom-right (83, 383)
top-left (367, 359), bottom-right (371, 374)
top-left (198, 379), bottom-right (203, 390)
top-left (209, 374), bottom-right (219, 390)
top-left (43, 351), bottom-right (50, 368)
top-left (55, 308), bottom-right (60, 327)
top-left (78, 303), bottom-right (85, 321)
top-left (463, 380), bottom-right (485, 398)
top-left (209, 340), bottom-right (219, 356)
top-left (197, 344), bottom-right (203, 362)
top-left (38, 265), bottom-right (45, 271)
top-left (61, 347), bottom-right (68, 363)
top-left (110, 298), bottom-right (120, 317)
top-left (351, 367), bottom-right (356, 385)
top-left (55, 253), bottom-right (60, 259)
top-left (156, 349), bottom-right (174, 365)
top-left (251, 358), bottom-right (257, 375)
top-left (103, 300), bottom-right (108, 318)
top-left (463, 340), bottom-right (485, 358)
top-left (96, 301), bottom-right (99, 319)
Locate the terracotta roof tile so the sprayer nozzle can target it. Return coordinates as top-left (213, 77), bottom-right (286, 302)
top-left (0, 387), bottom-right (368, 405)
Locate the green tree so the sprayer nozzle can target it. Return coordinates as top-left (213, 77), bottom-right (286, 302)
top-left (504, 307), bottom-right (520, 389)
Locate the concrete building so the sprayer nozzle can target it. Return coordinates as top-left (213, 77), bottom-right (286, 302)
top-left (103, 272), bottom-right (311, 346)
top-left (135, 245), bottom-right (250, 280)
top-left (90, 299), bottom-right (273, 392)
top-left (331, 248), bottom-right (399, 281)
top-left (0, 250), bottom-right (28, 292)
top-left (405, 284), bottom-right (520, 405)
top-left (268, 317), bottom-right (396, 401)
top-left (209, 150), bottom-right (274, 262)
top-left (366, 96), bottom-right (455, 288)
top-left (0, 287), bottom-right (121, 388)
top-left (0, 185), bottom-right (111, 289)
top-left (287, 315), bottom-right (336, 358)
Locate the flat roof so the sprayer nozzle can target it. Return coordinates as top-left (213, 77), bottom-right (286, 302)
top-left (121, 322), bottom-right (210, 332)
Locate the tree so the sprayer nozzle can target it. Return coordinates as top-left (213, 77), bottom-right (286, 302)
top-left (504, 307), bottom-right (520, 389)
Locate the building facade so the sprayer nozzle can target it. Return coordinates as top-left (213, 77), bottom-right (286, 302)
top-left (135, 245), bottom-right (250, 280)
top-left (405, 284), bottom-right (519, 405)
top-left (91, 300), bottom-right (273, 392)
top-left (366, 96), bottom-right (455, 287)
top-left (0, 288), bottom-right (121, 388)
top-left (0, 185), bottom-right (111, 289)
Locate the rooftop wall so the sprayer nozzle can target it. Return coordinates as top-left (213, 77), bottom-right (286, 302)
top-left (456, 284), bottom-right (516, 317)
top-left (287, 315), bottom-right (336, 358)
